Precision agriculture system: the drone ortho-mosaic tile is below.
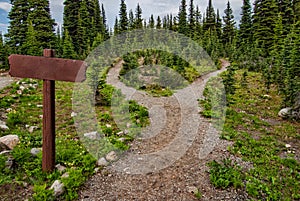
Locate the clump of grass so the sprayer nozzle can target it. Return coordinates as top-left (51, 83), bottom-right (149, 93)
top-left (208, 159), bottom-right (244, 189)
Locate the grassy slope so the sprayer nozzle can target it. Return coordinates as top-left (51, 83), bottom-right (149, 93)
top-left (207, 69), bottom-right (300, 200)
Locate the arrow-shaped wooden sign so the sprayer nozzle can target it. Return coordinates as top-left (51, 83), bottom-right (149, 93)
top-left (9, 49), bottom-right (87, 172)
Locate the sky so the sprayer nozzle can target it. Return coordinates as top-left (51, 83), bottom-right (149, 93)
top-left (0, 0), bottom-right (254, 35)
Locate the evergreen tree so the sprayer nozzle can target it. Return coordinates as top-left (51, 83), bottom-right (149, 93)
top-left (178, 0), bottom-right (188, 34)
top-left (278, 0), bottom-right (294, 35)
top-left (101, 4), bottom-right (109, 38)
top-left (222, 1), bottom-right (236, 44)
top-left (156, 16), bottom-right (162, 29)
top-left (239, 0), bottom-right (252, 43)
top-left (22, 20), bottom-right (42, 56)
top-left (169, 14), bottom-right (174, 30)
top-left (119, 0), bottom-right (128, 32)
top-left (77, 0), bottom-right (90, 55)
top-left (282, 22), bottom-right (300, 106)
top-left (252, 0), bottom-right (278, 54)
top-left (63, 0), bottom-right (81, 51)
top-left (92, 32), bottom-right (104, 49)
top-left (62, 29), bottom-right (77, 59)
top-left (114, 17), bottom-right (119, 34)
top-left (270, 13), bottom-right (285, 85)
top-left (149, 15), bottom-right (155, 28)
top-left (55, 26), bottom-right (63, 57)
top-left (94, 0), bottom-right (104, 35)
top-left (188, 0), bottom-right (195, 37)
top-left (135, 3), bottom-right (143, 29)
top-left (5, 0), bottom-right (30, 53)
top-left (0, 33), bottom-right (4, 66)
top-left (28, 0), bottom-right (56, 50)
top-left (163, 16), bottom-right (168, 29)
top-left (194, 6), bottom-right (202, 40)
top-left (128, 9), bottom-right (135, 30)
top-left (294, 0), bottom-right (300, 21)
top-left (216, 9), bottom-right (222, 39)
top-left (0, 32), bottom-right (8, 69)
top-left (203, 0), bottom-right (216, 32)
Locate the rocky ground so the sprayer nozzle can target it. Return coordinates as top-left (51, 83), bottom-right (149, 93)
top-left (77, 60), bottom-right (249, 200)
top-left (0, 71), bottom-right (15, 91)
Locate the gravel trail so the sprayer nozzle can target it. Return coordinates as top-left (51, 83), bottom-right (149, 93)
top-left (78, 60), bottom-right (248, 200)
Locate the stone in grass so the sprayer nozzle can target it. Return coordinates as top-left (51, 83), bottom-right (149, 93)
top-left (5, 156), bottom-right (14, 169)
top-left (0, 135), bottom-right (19, 150)
top-left (116, 131), bottom-right (124, 136)
top-left (56, 164), bottom-right (67, 172)
top-left (50, 180), bottom-right (65, 197)
top-left (0, 120), bottom-right (9, 131)
top-left (61, 172), bottom-right (69, 178)
top-left (285, 144), bottom-right (292, 148)
top-left (83, 131), bottom-right (100, 140)
top-left (30, 148), bottom-right (42, 156)
top-left (106, 151), bottom-right (118, 161)
top-left (28, 126), bottom-right (38, 133)
top-left (278, 108), bottom-right (292, 118)
top-left (97, 157), bottom-right (109, 166)
top-left (71, 112), bottom-right (77, 117)
top-left (117, 138), bottom-right (126, 142)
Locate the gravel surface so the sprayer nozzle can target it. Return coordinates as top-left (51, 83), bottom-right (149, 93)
top-left (78, 60), bottom-right (249, 200)
top-left (0, 72), bottom-right (15, 90)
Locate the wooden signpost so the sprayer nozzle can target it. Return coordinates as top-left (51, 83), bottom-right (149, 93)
top-left (9, 49), bottom-right (87, 172)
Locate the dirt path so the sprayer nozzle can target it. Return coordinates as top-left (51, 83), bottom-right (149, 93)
top-left (78, 60), bottom-right (247, 200)
top-left (0, 72), bottom-right (15, 91)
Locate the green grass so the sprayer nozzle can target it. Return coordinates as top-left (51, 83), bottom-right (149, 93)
top-left (0, 78), bottom-right (149, 200)
top-left (205, 70), bottom-right (300, 200)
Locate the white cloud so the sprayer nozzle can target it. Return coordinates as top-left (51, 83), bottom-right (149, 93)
top-left (0, 2), bottom-right (11, 12)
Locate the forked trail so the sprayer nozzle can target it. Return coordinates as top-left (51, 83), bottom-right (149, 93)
top-left (78, 60), bottom-right (247, 200)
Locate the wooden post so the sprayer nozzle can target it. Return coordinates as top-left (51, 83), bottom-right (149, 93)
top-left (42, 49), bottom-right (56, 172)
top-left (8, 50), bottom-right (87, 172)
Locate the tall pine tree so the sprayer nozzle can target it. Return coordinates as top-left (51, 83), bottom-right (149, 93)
top-left (119, 0), bottom-right (128, 33)
top-left (62, 29), bottom-right (77, 59)
top-left (63, 0), bottom-right (81, 51)
top-left (203, 0), bottom-right (216, 32)
top-left (239, 0), bottom-right (252, 44)
top-left (135, 3), bottom-right (143, 29)
top-left (278, 0), bottom-right (294, 35)
top-left (0, 32), bottom-right (8, 69)
top-left (149, 15), bottom-right (155, 28)
top-left (188, 0), bottom-right (195, 37)
top-left (128, 9), bottom-right (135, 30)
top-left (22, 20), bottom-right (42, 56)
top-left (178, 0), bottom-right (188, 35)
top-left (5, 0), bottom-right (30, 53)
top-left (252, 0), bottom-right (278, 54)
top-left (294, 0), bottom-right (300, 21)
top-left (222, 1), bottom-right (236, 44)
top-left (28, 0), bottom-right (56, 50)
top-left (216, 9), bottom-right (222, 39)
top-left (77, 0), bottom-right (90, 56)
top-left (156, 16), bottom-right (162, 29)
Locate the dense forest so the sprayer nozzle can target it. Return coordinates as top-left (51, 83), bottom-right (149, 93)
top-left (0, 0), bottom-right (299, 111)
